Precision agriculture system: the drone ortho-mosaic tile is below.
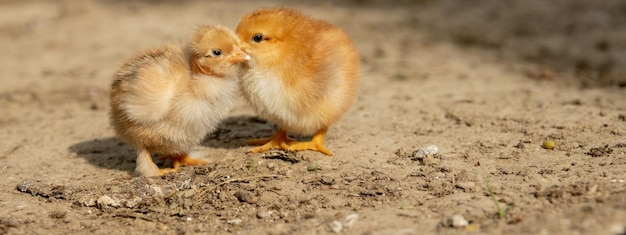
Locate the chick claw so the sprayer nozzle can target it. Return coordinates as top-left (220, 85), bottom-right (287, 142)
top-left (246, 129), bottom-right (292, 153)
top-left (287, 128), bottom-right (333, 156)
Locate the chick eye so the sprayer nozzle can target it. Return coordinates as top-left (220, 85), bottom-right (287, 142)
top-left (211, 49), bottom-right (222, 56)
top-left (252, 34), bottom-right (263, 43)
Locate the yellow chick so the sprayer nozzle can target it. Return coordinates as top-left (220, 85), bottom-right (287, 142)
top-left (236, 8), bottom-right (360, 156)
top-left (110, 25), bottom-right (249, 177)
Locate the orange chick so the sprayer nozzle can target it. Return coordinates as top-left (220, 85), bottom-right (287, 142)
top-left (236, 8), bottom-right (360, 155)
top-left (110, 25), bottom-right (249, 177)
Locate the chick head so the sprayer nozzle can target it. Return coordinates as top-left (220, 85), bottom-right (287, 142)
top-left (189, 25), bottom-right (250, 77)
top-left (236, 8), bottom-right (310, 65)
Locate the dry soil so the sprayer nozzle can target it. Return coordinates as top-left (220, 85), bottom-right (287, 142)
top-left (1, 0), bottom-right (625, 234)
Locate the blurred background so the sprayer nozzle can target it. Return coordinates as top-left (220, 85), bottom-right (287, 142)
top-left (1, 0), bottom-right (625, 92)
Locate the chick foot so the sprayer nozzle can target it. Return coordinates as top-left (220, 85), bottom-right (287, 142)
top-left (160, 154), bottom-right (208, 169)
top-left (287, 128), bottom-right (333, 156)
top-left (247, 129), bottom-right (292, 153)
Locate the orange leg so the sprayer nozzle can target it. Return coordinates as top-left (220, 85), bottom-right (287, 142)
top-left (246, 129), bottom-right (293, 153)
top-left (287, 128), bottom-right (333, 156)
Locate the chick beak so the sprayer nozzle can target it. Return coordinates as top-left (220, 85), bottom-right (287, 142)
top-left (228, 47), bottom-right (251, 64)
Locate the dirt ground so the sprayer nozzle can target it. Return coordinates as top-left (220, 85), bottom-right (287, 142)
top-left (1, 0), bottom-right (626, 234)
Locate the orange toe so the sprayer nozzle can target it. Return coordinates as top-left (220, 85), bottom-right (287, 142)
top-left (287, 128), bottom-right (333, 156)
top-left (158, 168), bottom-right (178, 175)
top-left (160, 154), bottom-right (207, 169)
top-left (288, 141), bottom-right (333, 156)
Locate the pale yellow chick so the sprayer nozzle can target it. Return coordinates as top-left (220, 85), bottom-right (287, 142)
top-left (110, 25), bottom-right (249, 177)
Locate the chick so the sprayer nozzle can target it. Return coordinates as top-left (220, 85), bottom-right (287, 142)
top-left (110, 25), bottom-right (249, 177)
top-left (236, 8), bottom-right (360, 155)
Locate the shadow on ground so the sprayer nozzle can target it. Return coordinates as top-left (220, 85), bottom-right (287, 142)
top-left (202, 115), bottom-right (276, 149)
top-left (68, 137), bottom-right (136, 175)
top-left (68, 115), bottom-right (277, 173)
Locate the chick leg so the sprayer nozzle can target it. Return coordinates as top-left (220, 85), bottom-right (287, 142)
top-left (247, 128), bottom-right (293, 153)
top-left (134, 148), bottom-right (177, 177)
top-left (287, 128), bottom-right (333, 156)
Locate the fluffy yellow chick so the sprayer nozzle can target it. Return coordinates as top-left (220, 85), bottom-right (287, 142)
top-left (236, 8), bottom-right (360, 155)
top-left (110, 25), bottom-right (249, 177)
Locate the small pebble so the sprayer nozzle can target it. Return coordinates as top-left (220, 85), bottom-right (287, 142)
top-left (543, 140), bottom-right (556, 149)
top-left (330, 220), bottom-right (343, 233)
top-left (234, 190), bottom-right (256, 203)
top-left (448, 214), bottom-right (468, 228)
top-left (412, 145), bottom-right (439, 160)
top-left (256, 210), bottom-right (271, 219)
top-left (96, 195), bottom-right (120, 208)
top-left (227, 218), bottom-right (242, 225)
top-left (343, 213), bottom-right (359, 228)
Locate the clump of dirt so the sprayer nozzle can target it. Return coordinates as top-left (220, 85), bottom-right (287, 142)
top-left (16, 170), bottom-right (198, 212)
top-left (393, 146), bottom-right (441, 165)
top-left (534, 182), bottom-right (590, 204)
top-left (586, 145), bottom-right (614, 157)
top-left (261, 149), bottom-right (303, 163)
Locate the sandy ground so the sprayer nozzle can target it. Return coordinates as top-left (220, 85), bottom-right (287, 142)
top-left (1, 0), bottom-right (626, 234)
